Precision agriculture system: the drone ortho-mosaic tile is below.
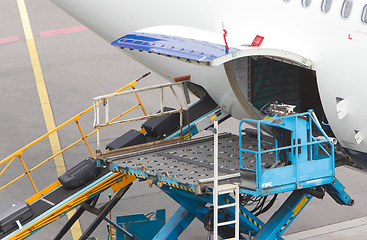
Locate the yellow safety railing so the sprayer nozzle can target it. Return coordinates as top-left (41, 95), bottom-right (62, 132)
top-left (0, 73), bottom-right (150, 194)
top-left (14, 173), bottom-right (136, 240)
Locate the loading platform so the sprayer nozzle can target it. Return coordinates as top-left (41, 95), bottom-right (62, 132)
top-left (0, 74), bottom-right (353, 240)
top-left (105, 133), bottom-right (269, 194)
top-left (97, 109), bottom-right (353, 239)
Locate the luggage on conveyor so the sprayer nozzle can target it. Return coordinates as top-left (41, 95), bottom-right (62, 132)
top-left (58, 157), bottom-right (101, 190)
top-left (0, 200), bottom-right (32, 234)
top-left (142, 107), bottom-right (180, 140)
top-left (106, 129), bottom-right (147, 151)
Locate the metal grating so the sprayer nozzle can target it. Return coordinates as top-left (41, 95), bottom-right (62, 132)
top-left (106, 133), bottom-right (277, 192)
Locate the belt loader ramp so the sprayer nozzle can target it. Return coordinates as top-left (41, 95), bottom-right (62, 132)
top-left (0, 74), bottom-right (228, 239)
top-left (2, 170), bottom-right (135, 240)
top-left (0, 74), bottom-right (353, 239)
top-left (0, 74), bottom-right (153, 239)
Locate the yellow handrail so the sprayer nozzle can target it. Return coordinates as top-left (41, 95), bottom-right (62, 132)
top-left (13, 173), bottom-right (136, 240)
top-left (0, 73), bottom-right (150, 195)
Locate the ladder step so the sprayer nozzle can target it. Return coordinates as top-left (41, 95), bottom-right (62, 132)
top-left (218, 220), bottom-right (236, 227)
top-left (217, 184), bottom-right (238, 194)
top-left (198, 173), bottom-right (241, 184)
top-left (217, 203), bottom-right (236, 209)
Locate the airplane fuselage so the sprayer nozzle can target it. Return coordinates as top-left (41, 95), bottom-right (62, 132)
top-left (51, 0), bottom-right (367, 169)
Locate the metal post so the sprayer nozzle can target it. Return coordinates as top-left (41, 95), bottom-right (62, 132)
top-left (96, 101), bottom-right (100, 127)
top-left (213, 121), bottom-right (218, 240)
top-left (185, 110), bottom-right (192, 140)
top-left (239, 120), bottom-right (243, 169)
top-left (179, 111), bottom-right (183, 137)
top-left (75, 120), bottom-right (95, 159)
top-left (108, 193), bottom-right (112, 240)
top-left (235, 184), bottom-right (240, 240)
top-left (295, 116), bottom-right (299, 189)
top-left (180, 82), bottom-right (191, 104)
top-left (18, 155), bottom-right (38, 193)
top-left (181, 82), bottom-right (191, 140)
top-left (97, 127), bottom-right (100, 154)
top-left (105, 99), bottom-right (109, 124)
top-left (96, 101), bottom-right (100, 153)
top-left (256, 121), bottom-right (261, 192)
top-left (161, 87), bottom-right (164, 114)
top-left (309, 115), bottom-right (312, 161)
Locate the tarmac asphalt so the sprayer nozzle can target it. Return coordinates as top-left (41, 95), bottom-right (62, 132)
top-left (2, 1), bottom-right (367, 239)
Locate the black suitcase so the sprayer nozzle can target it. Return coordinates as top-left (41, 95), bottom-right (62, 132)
top-left (58, 157), bottom-right (101, 190)
top-left (0, 200), bottom-right (32, 234)
top-left (142, 107), bottom-right (180, 140)
top-left (106, 129), bottom-right (147, 150)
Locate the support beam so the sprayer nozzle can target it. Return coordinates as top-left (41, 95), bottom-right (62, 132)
top-left (160, 185), bottom-right (210, 223)
top-left (160, 185), bottom-right (264, 238)
top-left (79, 183), bottom-right (132, 240)
top-left (324, 178), bottom-right (354, 206)
top-left (104, 217), bottom-right (139, 240)
top-left (53, 197), bottom-right (97, 240)
top-left (254, 191), bottom-right (312, 240)
top-left (53, 182), bottom-right (133, 240)
top-left (153, 206), bottom-right (195, 240)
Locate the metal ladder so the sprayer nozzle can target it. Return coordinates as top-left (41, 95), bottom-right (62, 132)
top-left (212, 121), bottom-right (240, 240)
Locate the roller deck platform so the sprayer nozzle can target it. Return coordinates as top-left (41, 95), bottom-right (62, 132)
top-left (102, 133), bottom-right (347, 197)
top-left (102, 133), bottom-right (276, 194)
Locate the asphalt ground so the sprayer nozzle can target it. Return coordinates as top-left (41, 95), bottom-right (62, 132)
top-left (1, 1), bottom-right (367, 239)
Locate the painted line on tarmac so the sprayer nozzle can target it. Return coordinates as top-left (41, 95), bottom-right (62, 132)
top-left (283, 216), bottom-right (367, 239)
top-left (0, 36), bottom-right (20, 44)
top-left (16, 0), bottom-right (82, 239)
top-left (40, 25), bottom-right (88, 37)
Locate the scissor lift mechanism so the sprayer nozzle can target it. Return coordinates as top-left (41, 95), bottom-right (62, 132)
top-left (101, 110), bottom-right (352, 239)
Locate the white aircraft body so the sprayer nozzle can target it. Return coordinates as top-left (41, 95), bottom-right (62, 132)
top-left (50, 0), bottom-right (367, 170)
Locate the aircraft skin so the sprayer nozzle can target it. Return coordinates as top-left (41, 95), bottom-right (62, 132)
top-left (50, 0), bottom-right (367, 169)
